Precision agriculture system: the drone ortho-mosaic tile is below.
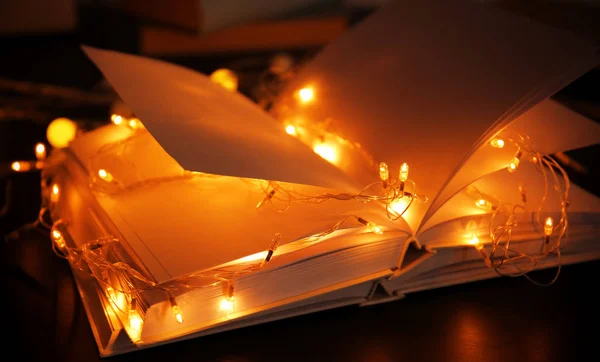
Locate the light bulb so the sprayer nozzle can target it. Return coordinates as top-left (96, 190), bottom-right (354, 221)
top-left (399, 163), bottom-right (409, 183)
top-left (128, 118), bottom-right (142, 130)
top-left (544, 217), bottom-right (553, 237)
top-left (98, 169), bottom-right (114, 182)
top-left (490, 138), bottom-right (505, 148)
top-left (356, 217), bottom-right (383, 235)
top-left (51, 184), bottom-right (60, 203)
top-left (172, 305), bottom-right (183, 324)
top-left (298, 87), bottom-right (314, 103)
top-left (35, 143), bottom-right (46, 161)
top-left (11, 161), bottom-right (31, 172)
top-left (379, 162), bottom-right (389, 188)
top-left (47, 117), bottom-right (77, 148)
top-left (507, 150), bottom-right (522, 173)
top-left (261, 234), bottom-right (281, 268)
top-left (52, 229), bottom-right (66, 249)
top-left (111, 114), bottom-right (123, 125)
top-left (313, 142), bottom-right (337, 163)
top-left (285, 125), bottom-right (297, 135)
top-left (128, 310), bottom-right (143, 335)
top-left (220, 297), bottom-right (235, 313)
top-left (210, 68), bottom-right (238, 92)
top-left (475, 199), bottom-right (493, 211)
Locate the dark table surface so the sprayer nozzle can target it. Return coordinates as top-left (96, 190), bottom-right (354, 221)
top-left (2, 7), bottom-right (600, 361)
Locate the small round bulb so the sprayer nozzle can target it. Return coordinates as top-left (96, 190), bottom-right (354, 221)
top-left (210, 68), bottom-right (238, 92)
top-left (111, 114), bottom-right (123, 125)
top-left (379, 162), bottom-right (389, 185)
top-left (490, 138), bottom-right (505, 148)
top-left (285, 125), bottom-right (297, 135)
top-left (475, 199), bottom-right (493, 211)
top-left (35, 143), bottom-right (47, 161)
top-left (98, 169), bottom-right (114, 182)
top-left (544, 217), bottom-right (553, 237)
top-left (47, 117), bottom-right (77, 148)
top-left (298, 87), bottom-right (314, 103)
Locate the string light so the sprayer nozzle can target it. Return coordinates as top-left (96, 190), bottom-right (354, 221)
top-left (379, 162), bottom-right (389, 188)
top-left (128, 298), bottom-right (144, 339)
top-left (490, 138), bottom-right (505, 148)
top-left (544, 217), bottom-right (553, 244)
top-left (260, 234), bottom-right (281, 268)
top-left (475, 198), bottom-right (494, 211)
top-left (399, 162), bottom-right (409, 191)
top-left (111, 114), bottom-right (123, 125)
top-left (298, 87), bottom-right (314, 103)
top-left (507, 149), bottom-right (522, 173)
top-left (285, 124), bottom-right (297, 135)
top-left (51, 184), bottom-right (60, 203)
top-left (11, 161), bottom-right (32, 172)
top-left (169, 296), bottom-right (183, 324)
top-left (210, 68), bottom-right (238, 92)
top-left (35, 143), bottom-right (46, 161)
top-left (51, 228), bottom-right (66, 250)
top-left (220, 281), bottom-right (235, 314)
top-left (98, 169), bottom-right (114, 182)
top-left (356, 217), bottom-right (383, 235)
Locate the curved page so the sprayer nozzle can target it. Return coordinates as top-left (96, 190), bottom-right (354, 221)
top-left (81, 46), bottom-right (358, 192)
top-left (272, 0), bottom-right (599, 232)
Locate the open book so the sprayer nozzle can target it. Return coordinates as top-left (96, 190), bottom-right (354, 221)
top-left (42, 0), bottom-right (600, 357)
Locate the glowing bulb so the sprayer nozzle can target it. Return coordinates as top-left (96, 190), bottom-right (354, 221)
top-left (490, 138), bottom-right (505, 148)
top-left (11, 161), bottom-right (31, 172)
top-left (220, 297), bottom-right (235, 313)
top-left (52, 184), bottom-right (59, 195)
top-left (35, 143), bottom-right (46, 161)
top-left (390, 198), bottom-right (410, 216)
top-left (46, 117), bottom-right (77, 148)
top-left (210, 68), bottom-right (238, 91)
top-left (356, 217), bottom-right (383, 235)
top-left (98, 169), bottom-right (114, 182)
top-left (52, 229), bottom-right (66, 249)
top-left (399, 163), bottom-right (409, 183)
top-left (544, 217), bottom-right (553, 237)
top-left (379, 162), bottom-right (389, 187)
top-left (313, 142), bottom-right (337, 163)
top-left (172, 305), bottom-right (183, 324)
top-left (507, 150), bottom-right (522, 173)
top-left (467, 234), bottom-right (483, 250)
top-left (128, 118), bottom-right (141, 129)
top-left (51, 184), bottom-right (60, 203)
top-left (128, 310), bottom-right (143, 335)
top-left (298, 87), bottom-right (314, 103)
top-left (111, 114), bottom-right (123, 125)
top-left (475, 199), bottom-right (493, 211)
top-left (285, 125), bottom-right (297, 135)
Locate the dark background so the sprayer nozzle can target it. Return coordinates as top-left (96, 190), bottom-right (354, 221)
top-left (1, 1), bottom-right (599, 361)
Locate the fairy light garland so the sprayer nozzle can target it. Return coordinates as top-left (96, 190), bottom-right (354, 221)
top-left (465, 131), bottom-right (570, 285)
top-left (4, 82), bottom-right (572, 342)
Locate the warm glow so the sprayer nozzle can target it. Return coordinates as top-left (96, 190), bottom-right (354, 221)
top-left (399, 163), bottom-right (409, 182)
top-left (467, 235), bottom-right (483, 250)
top-left (298, 87), bottom-right (314, 103)
top-left (367, 222), bottom-right (384, 235)
top-left (379, 162), bottom-right (389, 185)
top-left (210, 68), bottom-right (238, 92)
top-left (475, 199), bottom-right (493, 211)
top-left (46, 117), bottom-right (77, 148)
top-left (544, 217), bottom-right (554, 237)
top-left (52, 229), bottom-right (62, 240)
top-left (111, 114), bottom-right (123, 125)
top-left (172, 305), bottom-right (183, 324)
top-left (313, 143), bottom-right (337, 163)
top-left (98, 169), bottom-right (114, 182)
top-left (128, 118), bottom-right (140, 129)
top-left (390, 198), bottom-right (410, 216)
top-left (11, 161), bottom-right (28, 172)
top-left (51, 184), bottom-right (60, 203)
top-left (508, 157), bottom-right (520, 172)
top-left (128, 309), bottom-right (143, 337)
top-left (220, 297), bottom-right (235, 313)
top-left (35, 143), bottom-right (47, 161)
top-left (106, 287), bottom-right (128, 311)
top-left (490, 138), bottom-right (505, 148)
top-left (285, 125), bottom-right (297, 135)
top-left (52, 229), bottom-right (66, 249)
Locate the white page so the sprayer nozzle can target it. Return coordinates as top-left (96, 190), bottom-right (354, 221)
top-left (272, 0), bottom-right (599, 233)
top-left (421, 100), bottom-right (600, 232)
top-left (81, 46), bottom-right (358, 192)
top-left (420, 161), bottom-right (600, 242)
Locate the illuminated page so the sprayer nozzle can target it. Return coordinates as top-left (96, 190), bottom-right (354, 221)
top-left (272, 0), bottom-right (599, 232)
top-left (81, 46), bottom-right (358, 192)
top-left (421, 100), bottom-right (600, 232)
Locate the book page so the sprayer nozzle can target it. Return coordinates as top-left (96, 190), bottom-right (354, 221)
top-left (272, 0), bottom-right (599, 232)
top-left (420, 100), bottom-right (600, 233)
top-left (82, 46), bottom-right (359, 192)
